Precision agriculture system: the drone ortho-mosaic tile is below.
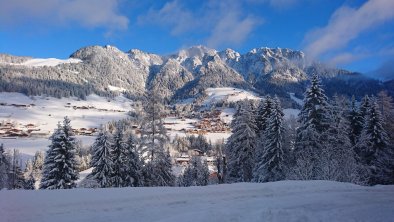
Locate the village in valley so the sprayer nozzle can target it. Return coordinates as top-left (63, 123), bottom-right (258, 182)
top-left (0, 88), bottom-right (260, 182)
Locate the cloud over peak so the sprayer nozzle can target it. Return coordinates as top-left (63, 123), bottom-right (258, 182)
top-left (303, 0), bottom-right (394, 64)
top-left (138, 0), bottom-right (263, 48)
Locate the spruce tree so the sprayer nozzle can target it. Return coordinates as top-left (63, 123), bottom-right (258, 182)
top-left (0, 144), bottom-right (9, 189)
top-left (145, 148), bottom-right (175, 187)
top-left (293, 74), bottom-right (330, 179)
top-left (256, 96), bottom-right (273, 133)
top-left (254, 97), bottom-right (286, 182)
top-left (319, 97), bottom-right (359, 183)
top-left (377, 91), bottom-right (394, 145)
top-left (23, 160), bottom-right (35, 190)
top-left (90, 128), bottom-right (114, 188)
top-left (180, 156), bottom-right (210, 187)
top-left (40, 117), bottom-right (79, 189)
top-left (356, 99), bottom-right (390, 185)
top-left (225, 101), bottom-right (257, 182)
top-left (32, 151), bottom-right (44, 188)
top-left (125, 134), bottom-right (143, 187)
top-left (111, 123), bottom-right (128, 187)
top-left (359, 95), bottom-right (371, 121)
top-left (348, 96), bottom-right (363, 146)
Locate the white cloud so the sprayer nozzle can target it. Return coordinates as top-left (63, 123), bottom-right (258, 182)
top-left (138, 0), bottom-right (262, 48)
top-left (0, 0), bottom-right (128, 31)
top-left (304, 0), bottom-right (394, 62)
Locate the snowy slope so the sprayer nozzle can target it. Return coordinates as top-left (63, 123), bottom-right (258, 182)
top-left (1, 181), bottom-right (393, 222)
top-left (0, 92), bottom-right (132, 155)
top-left (203, 87), bottom-right (261, 106)
top-left (7, 58), bottom-right (82, 67)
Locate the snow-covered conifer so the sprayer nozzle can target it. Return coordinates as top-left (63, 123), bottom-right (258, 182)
top-left (0, 144), bottom-right (9, 189)
top-left (125, 134), bottom-right (143, 187)
top-left (348, 96), bottom-right (363, 146)
top-left (356, 99), bottom-right (390, 185)
top-left (40, 117), bottom-right (79, 189)
top-left (256, 96), bottom-right (273, 133)
top-left (254, 97), bottom-right (286, 182)
top-left (90, 128), bottom-right (114, 188)
top-left (293, 74), bottom-right (330, 179)
top-left (225, 101), bottom-right (257, 182)
top-left (111, 123), bottom-right (129, 187)
top-left (181, 156), bottom-right (210, 187)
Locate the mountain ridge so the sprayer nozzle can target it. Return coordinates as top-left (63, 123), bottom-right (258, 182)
top-left (0, 45), bottom-right (388, 106)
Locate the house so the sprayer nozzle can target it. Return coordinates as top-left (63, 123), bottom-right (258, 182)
top-left (189, 149), bottom-right (204, 156)
top-left (25, 123), bottom-right (36, 129)
top-left (175, 157), bottom-right (190, 165)
top-left (30, 131), bottom-right (50, 137)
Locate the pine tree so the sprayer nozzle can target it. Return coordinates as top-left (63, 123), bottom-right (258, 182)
top-left (377, 91), bottom-right (394, 145)
top-left (254, 97), bottom-right (286, 182)
top-left (32, 151), bottom-right (44, 189)
top-left (256, 96), bottom-right (273, 133)
top-left (180, 156), bottom-right (210, 187)
top-left (23, 160), bottom-right (35, 190)
top-left (297, 74), bottom-right (330, 135)
top-left (140, 90), bottom-right (168, 162)
top-left (0, 144), bottom-right (10, 189)
top-left (319, 97), bottom-right (359, 183)
top-left (293, 74), bottom-right (330, 179)
top-left (144, 148), bottom-right (175, 187)
top-left (356, 99), bottom-right (390, 185)
top-left (140, 90), bottom-right (174, 187)
top-left (40, 117), bottom-right (79, 189)
top-left (9, 149), bottom-right (26, 189)
top-left (359, 95), bottom-right (371, 121)
top-left (348, 96), bottom-right (363, 146)
top-left (111, 123), bottom-right (129, 187)
top-left (125, 134), bottom-right (143, 187)
top-left (90, 128), bottom-right (114, 188)
top-left (225, 101), bottom-right (257, 182)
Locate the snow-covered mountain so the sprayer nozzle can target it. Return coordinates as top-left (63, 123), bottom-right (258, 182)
top-left (0, 45), bottom-right (386, 104)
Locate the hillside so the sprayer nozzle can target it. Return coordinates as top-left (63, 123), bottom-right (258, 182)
top-left (0, 45), bottom-right (387, 105)
top-left (1, 180), bottom-right (393, 222)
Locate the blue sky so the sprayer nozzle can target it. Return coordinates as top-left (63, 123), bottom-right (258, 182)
top-left (0, 0), bottom-right (393, 76)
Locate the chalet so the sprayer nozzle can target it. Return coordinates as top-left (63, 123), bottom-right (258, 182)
top-left (175, 157), bottom-right (190, 165)
top-left (189, 149), bottom-right (204, 156)
top-left (25, 123), bottom-right (36, 129)
top-left (11, 104), bottom-right (30, 108)
top-left (30, 131), bottom-right (50, 137)
top-left (0, 130), bottom-right (6, 136)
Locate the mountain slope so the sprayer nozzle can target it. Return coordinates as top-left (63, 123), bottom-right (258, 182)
top-left (0, 45), bottom-right (387, 103)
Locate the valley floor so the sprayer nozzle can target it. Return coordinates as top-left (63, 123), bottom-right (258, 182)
top-left (1, 180), bottom-right (394, 222)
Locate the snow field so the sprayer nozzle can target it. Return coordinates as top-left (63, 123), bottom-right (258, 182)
top-left (1, 180), bottom-right (393, 222)
top-left (0, 92), bottom-right (132, 155)
top-left (203, 87), bottom-right (261, 106)
top-left (6, 58), bottom-right (82, 67)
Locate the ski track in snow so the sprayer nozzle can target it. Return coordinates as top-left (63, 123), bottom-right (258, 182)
top-left (1, 180), bottom-right (393, 222)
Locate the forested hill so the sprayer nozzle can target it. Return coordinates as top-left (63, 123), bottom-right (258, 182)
top-left (0, 45), bottom-right (388, 103)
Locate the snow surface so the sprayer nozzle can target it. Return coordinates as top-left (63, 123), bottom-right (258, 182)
top-left (107, 85), bottom-right (126, 92)
top-left (1, 180), bottom-right (393, 222)
top-left (203, 87), bottom-right (261, 106)
top-left (289, 93), bottom-right (303, 105)
top-left (8, 58), bottom-right (82, 67)
top-left (164, 117), bottom-right (230, 143)
top-left (283, 108), bottom-right (300, 119)
top-left (0, 92), bottom-right (132, 155)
